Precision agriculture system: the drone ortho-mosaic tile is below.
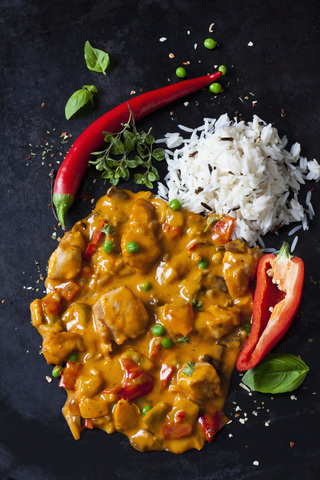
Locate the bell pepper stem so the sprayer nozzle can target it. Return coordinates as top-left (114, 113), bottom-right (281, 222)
top-left (53, 193), bottom-right (74, 229)
top-left (277, 242), bottom-right (293, 262)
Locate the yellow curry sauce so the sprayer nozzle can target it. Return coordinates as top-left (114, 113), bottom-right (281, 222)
top-left (30, 188), bottom-right (261, 453)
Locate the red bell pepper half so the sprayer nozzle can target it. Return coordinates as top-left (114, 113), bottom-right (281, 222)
top-left (119, 358), bottom-right (154, 401)
top-left (236, 242), bottom-right (304, 371)
top-left (198, 410), bottom-right (227, 443)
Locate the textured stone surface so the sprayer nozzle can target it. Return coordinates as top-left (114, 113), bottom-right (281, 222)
top-left (1, 1), bottom-right (320, 479)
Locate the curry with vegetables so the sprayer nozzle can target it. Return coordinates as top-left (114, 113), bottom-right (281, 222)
top-left (30, 188), bottom-right (261, 453)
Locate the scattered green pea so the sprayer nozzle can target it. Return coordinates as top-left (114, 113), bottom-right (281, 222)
top-left (209, 82), bottom-right (223, 94)
top-left (218, 65), bottom-right (227, 76)
top-left (204, 38), bottom-right (216, 50)
top-left (126, 241), bottom-right (140, 253)
top-left (103, 240), bottom-right (115, 254)
top-left (176, 67), bottom-right (187, 78)
top-left (68, 352), bottom-right (79, 362)
top-left (52, 365), bottom-right (63, 378)
top-left (198, 258), bottom-right (209, 269)
top-left (152, 324), bottom-right (165, 337)
top-left (141, 405), bottom-right (152, 416)
top-left (161, 337), bottom-right (173, 349)
top-left (139, 281), bottom-right (152, 292)
top-left (169, 199), bottom-right (182, 211)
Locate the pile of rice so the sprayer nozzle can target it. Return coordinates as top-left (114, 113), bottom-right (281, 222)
top-left (158, 114), bottom-right (320, 247)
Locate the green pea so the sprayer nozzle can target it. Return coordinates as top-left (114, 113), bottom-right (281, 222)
top-left (68, 352), bottom-right (79, 362)
top-left (169, 199), bottom-right (182, 211)
top-left (126, 241), bottom-right (140, 253)
top-left (161, 337), bottom-right (173, 349)
top-left (140, 282), bottom-right (152, 292)
top-left (176, 67), bottom-right (187, 78)
top-left (141, 405), bottom-right (152, 416)
top-left (209, 82), bottom-right (222, 94)
top-left (103, 240), bottom-right (115, 254)
top-left (204, 38), bottom-right (216, 50)
top-left (198, 258), bottom-right (209, 269)
top-left (218, 65), bottom-right (227, 76)
top-left (152, 324), bottom-right (165, 337)
top-left (52, 365), bottom-right (63, 378)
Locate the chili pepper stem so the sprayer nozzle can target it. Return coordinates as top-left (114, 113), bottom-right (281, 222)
top-left (53, 193), bottom-right (74, 229)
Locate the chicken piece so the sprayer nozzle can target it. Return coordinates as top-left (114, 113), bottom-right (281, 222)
top-left (75, 373), bottom-right (103, 399)
top-left (92, 286), bottom-right (150, 347)
top-left (156, 303), bottom-right (194, 340)
top-left (113, 399), bottom-right (141, 432)
top-left (121, 198), bottom-right (161, 273)
top-left (42, 331), bottom-right (84, 364)
top-left (47, 242), bottom-right (82, 280)
top-left (61, 229), bottom-right (86, 252)
top-left (176, 362), bottom-right (221, 402)
top-left (195, 305), bottom-right (241, 340)
top-left (79, 395), bottom-right (109, 418)
top-left (171, 394), bottom-right (199, 425)
top-left (142, 402), bottom-right (170, 433)
top-left (222, 246), bottom-right (261, 299)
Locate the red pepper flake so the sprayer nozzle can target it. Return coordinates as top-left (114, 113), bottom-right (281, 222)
top-left (281, 108), bottom-right (286, 118)
top-left (290, 441), bottom-right (295, 448)
top-left (41, 102), bottom-right (45, 108)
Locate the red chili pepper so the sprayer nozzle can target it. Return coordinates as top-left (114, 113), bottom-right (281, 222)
top-left (59, 361), bottom-right (83, 390)
top-left (197, 410), bottom-right (227, 443)
top-left (119, 358), bottom-right (154, 401)
top-left (236, 242), bottom-right (304, 371)
top-left (53, 72), bottom-right (222, 228)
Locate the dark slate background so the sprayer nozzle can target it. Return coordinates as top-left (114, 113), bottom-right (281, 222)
top-left (1, 1), bottom-right (320, 479)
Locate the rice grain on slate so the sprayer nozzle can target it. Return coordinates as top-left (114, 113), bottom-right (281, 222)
top-left (158, 114), bottom-right (320, 245)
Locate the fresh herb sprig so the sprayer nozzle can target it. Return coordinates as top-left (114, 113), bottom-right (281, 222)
top-left (182, 361), bottom-right (195, 377)
top-left (89, 109), bottom-right (165, 188)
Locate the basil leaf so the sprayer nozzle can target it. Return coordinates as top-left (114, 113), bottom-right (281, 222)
top-left (84, 40), bottom-right (110, 75)
top-left (65, 85), bottom-right (97, 120)
top-left (242, 354), bottom-right (309, 394)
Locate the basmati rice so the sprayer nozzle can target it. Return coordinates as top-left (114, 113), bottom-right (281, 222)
top-left (158, 114), bottom-right (320, 245)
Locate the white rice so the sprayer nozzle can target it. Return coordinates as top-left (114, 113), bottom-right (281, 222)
top-left (158, 114), bottom-right (320, 245)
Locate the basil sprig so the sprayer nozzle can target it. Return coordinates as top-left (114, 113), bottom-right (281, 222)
top-left (84, 41), bottom-right (110, 75)
top-left (242, 353), bottom-right (309, 394)
top-left (65, 85), bottom-right (97, 120)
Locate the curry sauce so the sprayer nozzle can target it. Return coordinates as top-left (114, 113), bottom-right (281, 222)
top-left (30, 188), bottom-right (261, 453)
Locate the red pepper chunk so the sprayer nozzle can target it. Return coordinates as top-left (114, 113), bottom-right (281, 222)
top-left (160, 364), bottom-right (174, 390)
top-left (162, 223), bottom-right (181, 239)
top-left (198, 410), bottom-right (227, 443)
top-left (59, 361), bottom-right (83, 390)
top-left (162, 422), bottom-right (193, 439)
top-left (119, 358), bottom-right (154, 401)
top-left (211, 215), bottom-right (235, 244)
top-left (236, 242), bottom-right (304, 371)
top-left (42, 292), bottom-right (63, 315)
top-left (82, 418), bottom-right (94, 430)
